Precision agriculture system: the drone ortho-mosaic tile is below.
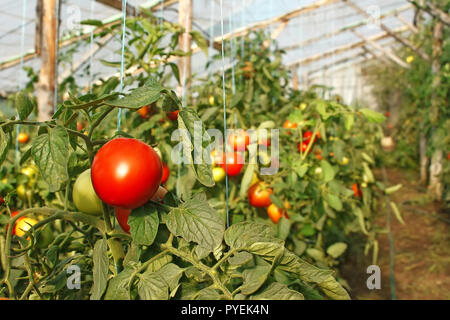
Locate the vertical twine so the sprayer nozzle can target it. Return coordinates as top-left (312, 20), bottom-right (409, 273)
top-left (220, 0), bottom-right (230, 228)
top-left (16, 0), bottom-right (28, 167)
top-left (117, 0), bottom-right (127, 132)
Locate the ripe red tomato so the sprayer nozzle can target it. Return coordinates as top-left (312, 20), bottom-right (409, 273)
top-left (267, 204), bottom-right (283, 224)
top-left (161, 163), bottom-right (170, 184)
top-left (298, 142), bottom-right (308, 153)
top-left (115, 208), bottom-right (131, 234)
top-left (9, 211), bottom-right (20, 236)
top-left (76, 121), bottom-right (85, 131)
top-left (168, 110), bottom-right (180, 121)
top-left (447, 152), bottom-right (450, 161)
top-left (220, 153), bottom-right (244, 176)
top-left (352, 183), bottom-right (363, 197)
top-left (91, 138), bottom-right (163, 209)
top-left (0, 197), bottom-right (4, 205)
top-left (258, 136), bottom-right (271, 147)
top-left (228, 131), bottom-right (250, 151)
top-left (18, 133), bottom-right (29, 144)
top-left (248, 183), bottom-right (273, 208)
top-left (385, 111), bottom-right (390, 117)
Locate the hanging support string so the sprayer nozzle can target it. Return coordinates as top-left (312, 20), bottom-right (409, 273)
top-left (89, 0), bottom-right (95, 94)
top-left (220, 0), bottom-right (231, 228)
top-left (53, 0), bottom-right (60, 112)
top-left (208, 0), bottom-right (215, 76)
top-left (15, 0), bottom-right (28, 167)
top-left (229, 0), bottom-right (236, 96)
top-left (117, 0), bottom-right (128, 132)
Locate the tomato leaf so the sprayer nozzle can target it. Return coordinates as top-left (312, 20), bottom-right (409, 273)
top-left (240, 265), bottom-right (271, 295)
top-left (15, 91), bottom-right (34, 120)
top-left (107, 78), bottom-right (164, 109)
top-left (325, 193), bottom-right (343, 211)
top-left (177, 107), bottom-right (214, 187)
top-left (360, 108), bottom-right (386, 123)
top-left (31, 126), bottom-right (69, 192)
top-left (190, 30), bottom-right (208, 56)
top-left (0, 128), bottom-right (11, 166)
top-left (318, 275), bottom-right (350, 300)
top-left (128, 204), bottom-right (160, 246)
top-left (166, 193), bottom-right (224, 253)
top-left (320, 160), bottom-right (335, 183)
top-left (90, 239), bottom-right (109, 300)
top-left (326, 242), bottom-right (348, 259)
top-left (138, 263), bottom-right (184, 300)
top-left (224, 222), bottom-right (283, 249)
top-left (250, 283), bottom-right (304, 300)
top-left (104, 267), bottom-right (134, 300)
top-left (228, 252), bottom-right (253, 266)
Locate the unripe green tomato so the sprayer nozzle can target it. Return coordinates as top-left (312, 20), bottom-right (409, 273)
top-left (73, 169), bottom-right (103, 215)
top-left (212, 167), bottom-right (226, 182)
top-left (17, 185), bottom-right (32, 200)
top-left (361, 182), bottom-right (368, 188)
top-left (339, 157), bottom-right (349, 165)
top-left (258, 151), bottom-right (271, 166)
top-left (314, 167), bottom-right (323, 177)
top-left (21, 166), bottom-right (38, 187)
top-left (36, 224), bottom-right (54, 249)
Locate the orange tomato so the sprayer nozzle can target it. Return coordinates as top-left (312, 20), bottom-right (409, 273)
top-left (352, 183), bottom-right (362, 197)
top-left (283, 120), bottom-right (297, 130)
top-left (18, 133), bottom-right (29, 144)
top-left (267, 204), bottom-right (283, 224)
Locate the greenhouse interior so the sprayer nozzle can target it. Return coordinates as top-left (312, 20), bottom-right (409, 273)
top-left (0, 0), bottom-right (448, 302)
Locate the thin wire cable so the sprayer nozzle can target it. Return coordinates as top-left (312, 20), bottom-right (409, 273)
top-left (117, 0), bottom-right (127, 132)
top-left (159, 0), bottom-right (164, 31)
top-left (53, 0), bottom-right (60, 111)
top-left (229, 0), bottom-right (236, 95)
top-left (208, 0), bottom-right (214, 75)
top-left (220, 0), bottom-right (230, 228)
top-left (89, 0), bottom-right (95, 94)
top-left (15, 0), bottom-right (27, 167)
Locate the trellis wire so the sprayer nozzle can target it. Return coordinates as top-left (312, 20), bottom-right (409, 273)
top-left (53, 0), bottom-right (60, 111)
top-left (176, 9), bottom-right (189, 199)
top-left (15, 0), bottom-right (28, 167)
top-left (159, 0), bottom-right (164, 30)
top-left (228, 0), bottom-right (236, 95)
top-left (117, 0), bottom-right (128, 132)
top-left (89, 0), bottom-right (95, 93)
top-left (220, 0), bottom-right (230, 228)
top-left (208, 0), bottom-right (214, 75)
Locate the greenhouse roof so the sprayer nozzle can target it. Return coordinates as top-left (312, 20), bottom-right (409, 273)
top-left (0, 0), bottom-right (417, 94)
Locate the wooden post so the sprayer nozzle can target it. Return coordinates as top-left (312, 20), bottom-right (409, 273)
top-left (36, 0), bottom-right (58, 121)
top-left (178, 0), bottom-right (192, 96)
top-left (292, 67), bottom-right (299, 90)
top-left (428, 21), bottom-right (444, 199)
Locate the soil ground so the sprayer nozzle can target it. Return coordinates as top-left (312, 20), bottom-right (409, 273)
top-left (340, 168), bottom-right (450, 300)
